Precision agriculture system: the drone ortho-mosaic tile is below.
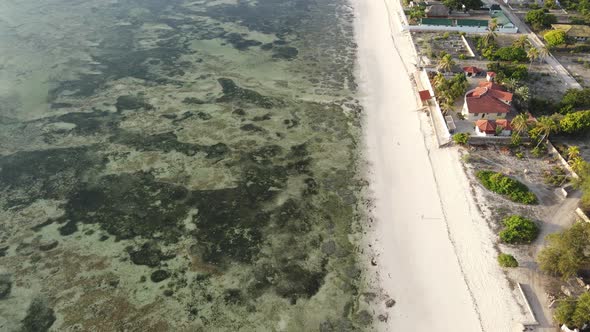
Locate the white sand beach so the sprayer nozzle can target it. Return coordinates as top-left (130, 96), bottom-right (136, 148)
top-left (354, 0), bottom-right (527, 330)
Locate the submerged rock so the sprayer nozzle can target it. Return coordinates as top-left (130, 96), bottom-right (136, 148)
top-left (0, 275), bottom-right (11, 299)
top-left (150, 270), bottom-right (171, 283)
top-left (129, 243), bottom-right (173, 267)
top-left (21, 298), bottom-right (56, 332)
top-left (217, 78), bottom-right (281, 109)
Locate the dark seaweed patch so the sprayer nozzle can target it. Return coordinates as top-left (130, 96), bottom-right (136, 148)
top-left (115, 95), bottom-right (154, 112)
top-left (240, 124), bottom-right (265, 133)
top-left (55, 110), bottom-right (120, 135)
top-left (151, 269), bottom-right (171, 282)
top-left (110, 131), bottom-right (229, 158)
top-left (217, 78), bottom-right (282, 109)
top-left (63, 173), bottom-right (191, 243)
top-left (0, 147), bottom-right (104, 207)
top-left (274, 263), bottom-right (325, 299)
top-left (223, 32), bottom-right (262, 50)
top-left (182, 97), bottom-right (206, 105)
top-left (272, 46), bottom-right (298, 60)
top-left (21, 298), bottom-right (56, 332)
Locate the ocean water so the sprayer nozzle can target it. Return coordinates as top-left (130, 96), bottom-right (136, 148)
top-left (0, 0), bottom-right (372, 330)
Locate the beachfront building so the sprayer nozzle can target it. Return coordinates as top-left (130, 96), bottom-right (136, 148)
top-left (425, 4), bottom-right (449, 17)
top-left (491, 11), bottom-right (518, 33)
top-left (486, 71), bottom-right (496, 82)
top-left (462, 81), bottom-right (513, 121)
top-left (474, 119), bottom-right (512, 136)
top-left (551, 24), bottom-right (590, 42)
top-left (463, 66), bottom-right (482, 77)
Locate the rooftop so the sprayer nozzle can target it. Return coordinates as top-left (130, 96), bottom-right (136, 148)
top-left (551, 24), bottom-right (590, 38)
top-left (475, 119), bottom-right (496, 134)
top-left (465, 81), bottom-right (512, 114)
top-left (463, 66), bottom-right (482, 73)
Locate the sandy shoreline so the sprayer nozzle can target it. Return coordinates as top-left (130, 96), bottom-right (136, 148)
top-left (354, 0), bottom-right (527, 330)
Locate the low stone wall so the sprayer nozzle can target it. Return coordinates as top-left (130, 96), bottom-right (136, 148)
top-left (576, 208), bottom-right (590, 223)
top-left (404, 24), bottom-right (518, 34)
top-left (419, 69), bottom-right (451, 146)
top-left (460, 35), bottom-right (475, 57)
top-left (547, 141), bottom-right (579, 179)
top-left (467, 136), bottom-right (530, 145)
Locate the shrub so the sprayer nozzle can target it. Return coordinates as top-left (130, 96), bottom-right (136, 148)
top-left (476, 171), bottom-right (538, 204)
top-left (498, 253), bottom-right (519, 267)
top-left (543, 166), bottom-right (568, 187)
top-left (531, 144), bottom-right (547, 157)
top-left (560, 110), bottom-right (590, 134)
top-left (499, 215), bottom-right (539, 244)
top-left (494, 46), bottom-right (527, 62)
top-left (537, 221), bottom-right (590, 278)
top-left (525, 9), bottom-right (557, 30)
top-left (453, 133), bottom-right (470, 145)
top-left (544, 30), bottom-right (567, 47)
top-left (554, 293), bottom-right (590, 328)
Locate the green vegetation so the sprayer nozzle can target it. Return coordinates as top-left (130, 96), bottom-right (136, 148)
top-left (486, 62), bottom-right (528, 82)
top-left (499, 215), bottom-right (539, 244)
top-left (498, 253), bottom-right (519, 267)
top-left (494, 46), bottom-right (528, 62)
top-left (524, 9), bottom-right (557, 31)
top-left (537, 221), bottom-right (590, 278)
top-left (437, 53), bottom-right (455, 73)
top-left (554, 293), bottom-right (590, 329)
top-left (543, 166), bottom-right (568, 186)
top-left (476, 171), bottom-right (538, 204)
top-left (431, 72), bottom-right (467, 115)
top-left (408, 6), bottom-right (425, 22)
top-left (559, 88), bottom-right (590, 113)
top-left (560, 110), bottom-right (590, 134)
top-left (453, 133), bottom-right (470, 145)
top-left (544, 30), bottom-right (567, 47)
top-left (442, 0), bottom-right (482, 11)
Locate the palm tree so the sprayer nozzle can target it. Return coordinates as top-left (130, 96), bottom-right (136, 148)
top-left (566, 145), bottom-right (581, 161)
top-left (511, 113), bottom-right (530, 135)
top-left (437, 54), bottom-right (455, 73)
top-left (532, 116), bottom-right (559, 147)
top-left (489, 18), bottom-right (498, 33)
top-left (538, 46), bottom-right (550, 64)
top-left (502, 78), bottom-right (519, 92)
top-left (513, 35), bottom-right (531, 49)
top-left (514, 86), bottom-right (530, 109)
top-left (527, 47), bottom-right (539, 70)
top-left (432, 72), bottom-right (447, 90)
top-left (440, 99), bottom-right (455, 115)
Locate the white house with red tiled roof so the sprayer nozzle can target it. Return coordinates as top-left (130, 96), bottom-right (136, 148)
top-left (474, 119), bottom-right (512, 136)
top-left (462, 81), bottom-right (513, 121)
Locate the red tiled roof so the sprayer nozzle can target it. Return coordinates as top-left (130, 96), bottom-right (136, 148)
top-left (465, 81), bottom-right (513, 114)
top-left (419, 90), bottom-right (432, 101)
top-left (475, 119), bottom-right (496, 134)
top-left (463, 66), bottom-right (482, 73)
top-left (495, 119), bottom-right (512, 130)
top-left (466, 93), bottom-right (511, 114)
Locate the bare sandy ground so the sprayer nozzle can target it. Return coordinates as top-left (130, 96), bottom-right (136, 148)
top-left (354, 0), bottom-right (527, 330)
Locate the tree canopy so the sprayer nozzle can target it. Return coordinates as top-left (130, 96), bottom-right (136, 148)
top-left (525, 9), bottom-right (557, 30)
top-left (544, 30), bottom-right (567, 47)
top-left (560, 110), bottom-right (590, 134)
top-left (537, 221), bottom-right (590, 278)
top-left (554, 293), bottom-right (590, 329)
top-left (442, 0), bottom-right (483, 10)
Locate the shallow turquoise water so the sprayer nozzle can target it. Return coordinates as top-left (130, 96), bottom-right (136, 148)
top-left (0, 0), bottom-right (372, 330)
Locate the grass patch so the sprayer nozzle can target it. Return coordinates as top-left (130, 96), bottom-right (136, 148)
top-left (498, 253), bottom-right (518, 267)
top-left (476, 170), bottom-right (537, 204)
